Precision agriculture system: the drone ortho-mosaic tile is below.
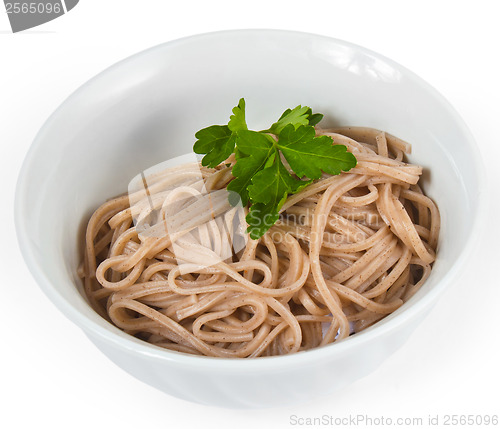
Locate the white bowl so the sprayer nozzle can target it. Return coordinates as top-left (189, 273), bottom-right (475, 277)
top-left (15, 30), bottom-right (485, 408)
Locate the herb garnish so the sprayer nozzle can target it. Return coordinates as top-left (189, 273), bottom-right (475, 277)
top-left (193, 99), bottom-right (357, 239)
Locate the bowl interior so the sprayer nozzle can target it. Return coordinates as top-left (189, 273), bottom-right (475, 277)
top-left (16, 30), bottom-right (482, 358)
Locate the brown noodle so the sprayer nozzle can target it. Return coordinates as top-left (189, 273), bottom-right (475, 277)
top-left (79, 127), bottom-right (440, 358)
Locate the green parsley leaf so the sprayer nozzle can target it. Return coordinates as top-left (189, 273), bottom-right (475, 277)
top-left (236, 129), bottom-right (275, 156)
top-left (227, 130), bottom-right (275, 205)
top-left (264, 105), bottom-right (323, 135)
top-left (278, 124), bottom-right (357, 180)
top-left (228, 98), bottom-right (247, 132)
top-left (193, 125), bottom-right (236, 168)
top-left (193, 99), bottom-right (247, 168)
top-left (307, 111), bottom-right (323, 126)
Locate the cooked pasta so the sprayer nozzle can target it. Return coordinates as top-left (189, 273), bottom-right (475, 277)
top-left (79, 127), bottom-right (440, 358)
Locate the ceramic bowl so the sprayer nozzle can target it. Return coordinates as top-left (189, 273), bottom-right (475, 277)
top-left (15, 30), bottom-right (485, 408)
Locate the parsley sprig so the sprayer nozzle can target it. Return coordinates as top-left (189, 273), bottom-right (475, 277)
top-left (193, 99), bottom-right (357, 239)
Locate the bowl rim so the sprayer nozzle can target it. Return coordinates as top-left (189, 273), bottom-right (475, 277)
top-left (14, 28), bottom-right (488, 370)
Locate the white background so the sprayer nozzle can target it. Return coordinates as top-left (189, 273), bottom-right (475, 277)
top-left (1, 1), bottom-right (499, 428)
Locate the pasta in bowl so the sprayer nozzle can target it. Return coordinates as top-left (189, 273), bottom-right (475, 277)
top-left (81, 119), bottom-right (440, 358)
